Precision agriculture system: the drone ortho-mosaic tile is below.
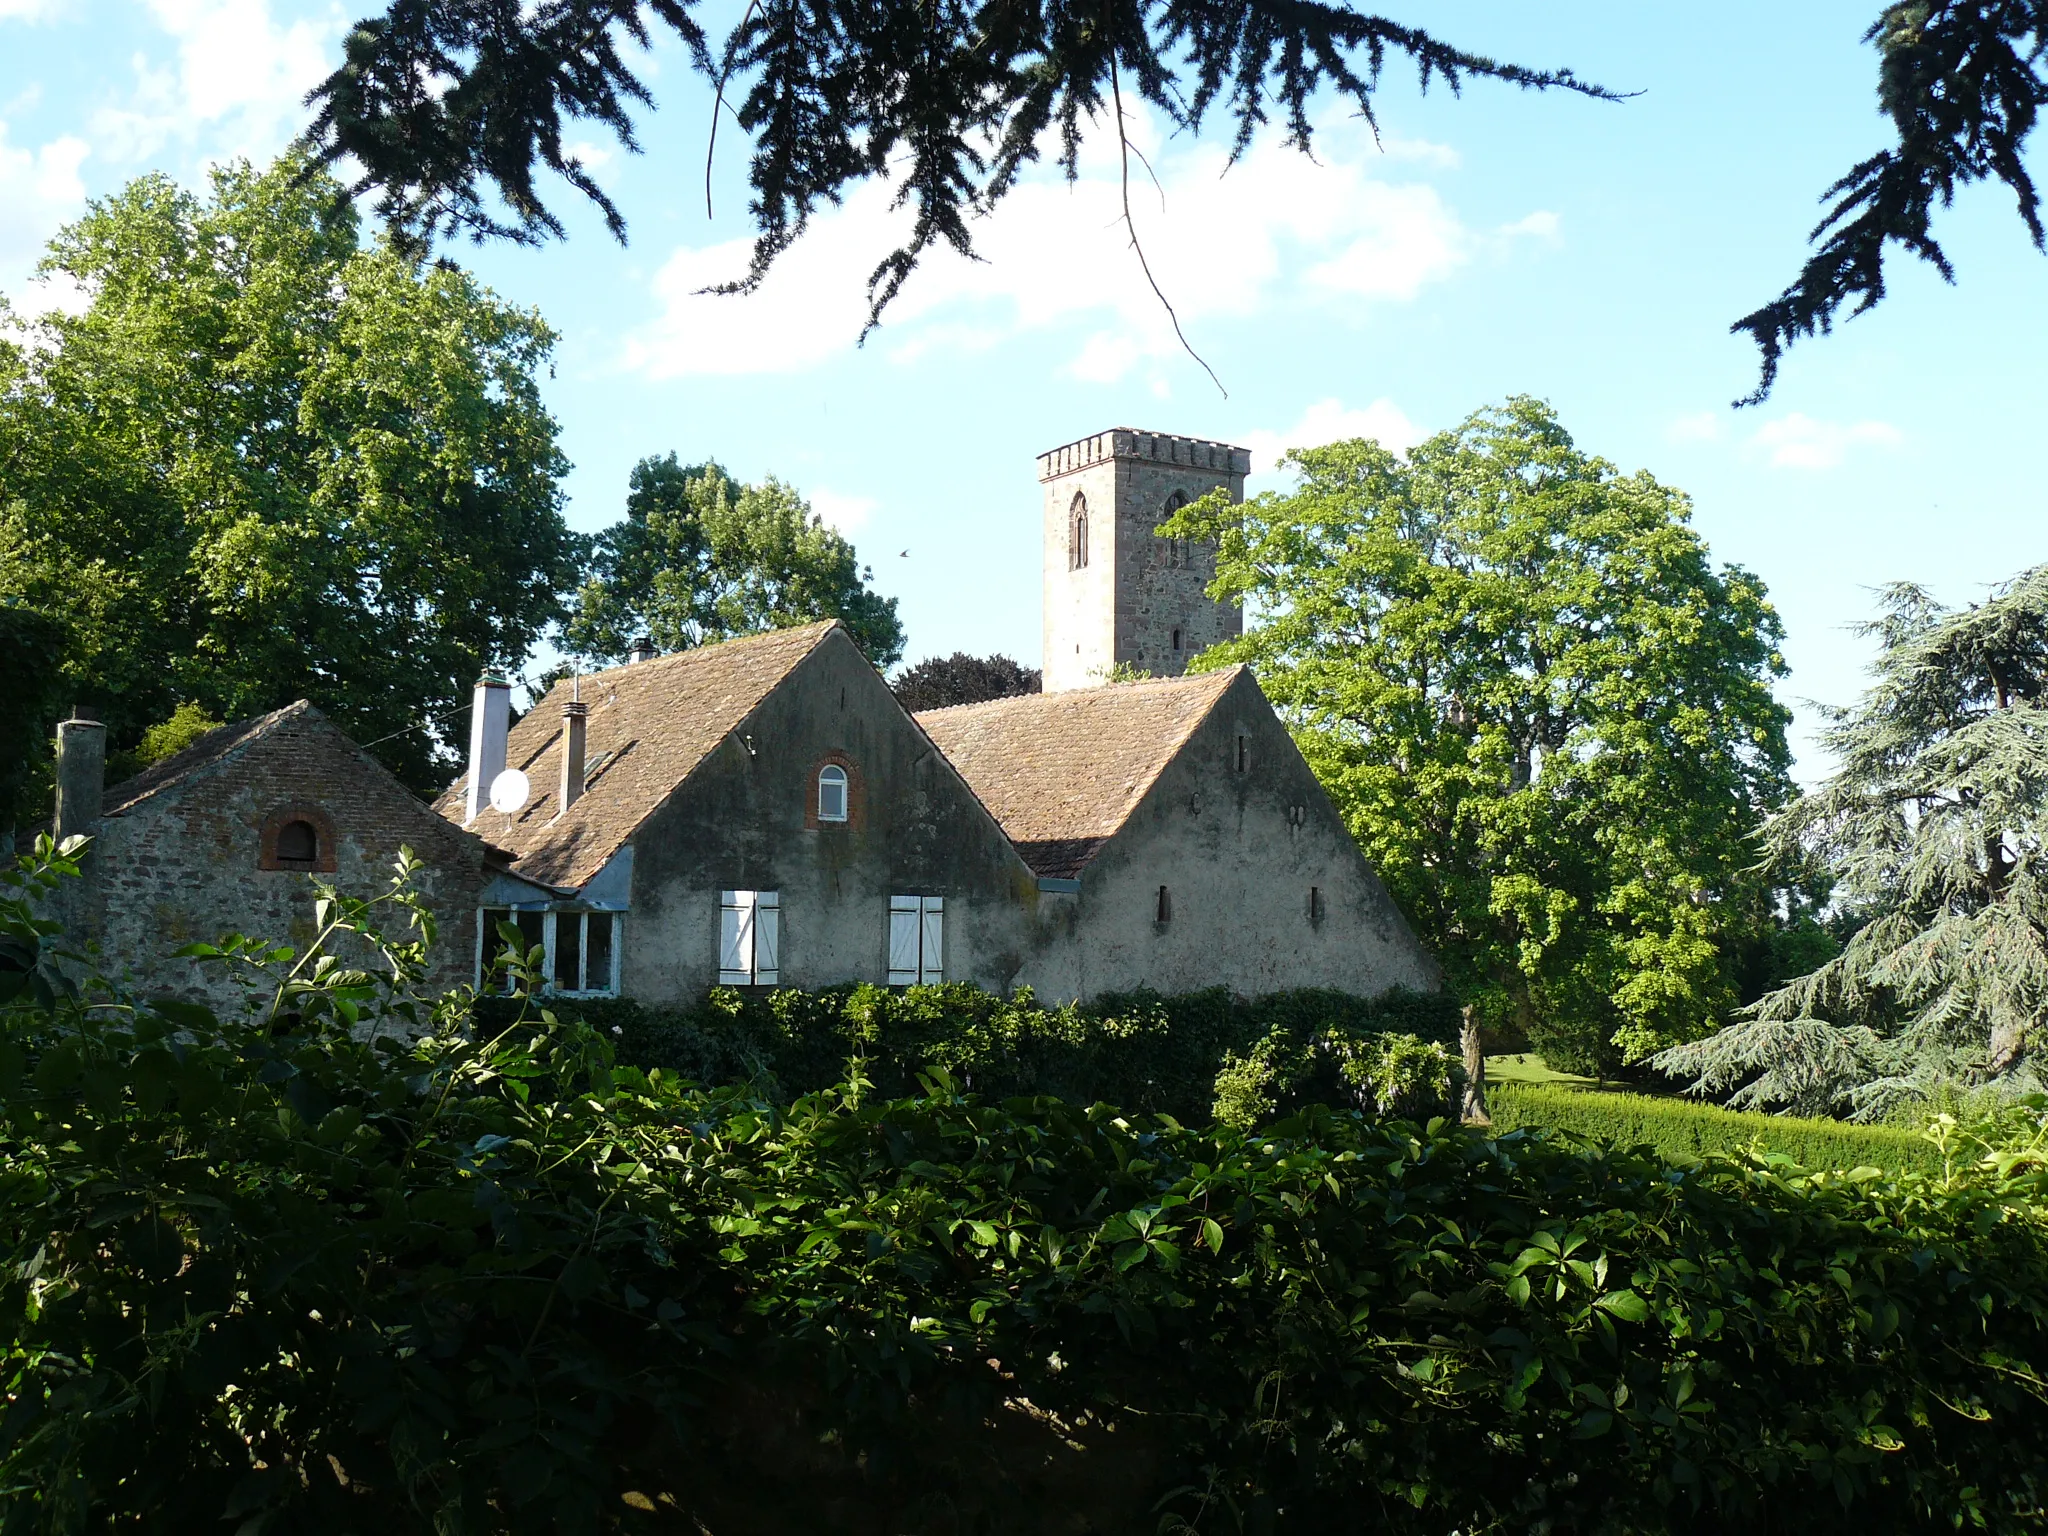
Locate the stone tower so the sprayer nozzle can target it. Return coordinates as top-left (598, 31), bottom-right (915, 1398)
top-left (1038, 427), bottom-right (1251, 693)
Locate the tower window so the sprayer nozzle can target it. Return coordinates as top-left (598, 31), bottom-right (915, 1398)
top-left (1171, 628), bottom-right (1183, 652)
top-left (817, 763), bottom-right (849, 822)
top-left (1069, 493), bottom-right (1089, 570)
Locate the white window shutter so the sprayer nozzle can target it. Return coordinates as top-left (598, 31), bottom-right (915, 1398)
top-left (920, 896), bottom-right (944, 984)
top-left (719, 891), bottom-right (752, 985)
top-left (888, 895), bottom-right (920, 984)
top-left (753, 891), bottom-right (780, 985)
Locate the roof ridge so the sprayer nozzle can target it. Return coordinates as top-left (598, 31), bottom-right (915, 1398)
top-left (564, 620), bottom-right (842, 691)
top-left (911, 664), bottom-right (1240, 719)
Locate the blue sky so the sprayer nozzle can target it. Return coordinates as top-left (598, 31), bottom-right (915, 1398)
top-left (4, 2), bottom-right (2044, 778)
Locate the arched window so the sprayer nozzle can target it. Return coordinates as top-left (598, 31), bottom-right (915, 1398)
top-left (1069, 492), bottom-right (1089, 570)
top-left (275, 819), bottom-right (319, 864)
top-left (1160, 491), bottom-right (1190, 568)
top-left (817, 763), bottom-right (849, 823)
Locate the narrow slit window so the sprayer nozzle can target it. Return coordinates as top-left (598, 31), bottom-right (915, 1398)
top-left (1156, 885), bottom-right (1172, 924)
top-left (817, 763), bottom-right (849, 823)
top-left (1235, 733), bottom-right (1250, 773)
top-left (1171, 627), bottom-right (1183, 652)
top-left (887, 894), bottom-right (944, 985)
top-left (719, 890), bottom-right (780, 986)
top-left (1309, 886), bottom-right (1325, 926)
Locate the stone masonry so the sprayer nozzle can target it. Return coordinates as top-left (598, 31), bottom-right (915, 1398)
top-left (1038, 428), bottom-right (1250, 692)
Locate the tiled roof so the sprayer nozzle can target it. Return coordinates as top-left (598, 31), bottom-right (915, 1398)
top-left (433, 622), bottom-right (836, 888)
top-left (915, 668), bottom-right (1242, 878)
top-left (102, 703), bottom-right (309, 818)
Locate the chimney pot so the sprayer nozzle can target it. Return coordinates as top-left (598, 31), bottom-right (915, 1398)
top-left (464, 673), bottom-right (513, 824)
top-left (558, 699), bottom-right (589, 815)
top-left (54, 710), bottom-right (107, 841)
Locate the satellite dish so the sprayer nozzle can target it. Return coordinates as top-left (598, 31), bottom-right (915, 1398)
top-left (488, 768), bottom-right (530, 815)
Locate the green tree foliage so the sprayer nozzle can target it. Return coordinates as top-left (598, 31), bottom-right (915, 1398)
top-left (1736, 4), bottom-right (2048, 400)
top-left (302, 3), bottom-right (1612, 334)
top-left (0, 604), bottom-right (68, 835)
top-left (3, 844), bottom-right (2046, 1532)
top-left (1164, 399), bottom-right (1794, 1072)
top-left (0, 157), bottom-right (580, 792)
top-left (305, 4), bottom-right (2046, 395)
top-left (890, 652), bottom-right (1040, 712)
top-left (1657, 568), bottom-right (2048, 1119)
top-left (564, 455), bottom-right (904, 668)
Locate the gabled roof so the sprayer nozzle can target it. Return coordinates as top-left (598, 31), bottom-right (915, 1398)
top-left (101, 703), bottom-right (307, 818)
top-left (915, 667), bottom-right (1243, 878)
top-left (433, 621), bottom-right (836, 888)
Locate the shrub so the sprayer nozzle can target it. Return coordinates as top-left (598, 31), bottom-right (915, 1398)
top-left (6, 844), bottom-right (2048, 1533)
top-left (506, 979), bottom-right (1464, 1127)
top-left (1490, 1080), bottom-right (1946, 1177)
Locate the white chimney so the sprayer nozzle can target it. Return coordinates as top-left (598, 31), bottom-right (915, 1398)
top-left (628, 636), bottom-right (655, 664)
top-left (464, 673), bottom-right (512, 824)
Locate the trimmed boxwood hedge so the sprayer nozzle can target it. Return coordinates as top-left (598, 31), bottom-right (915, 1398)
top-left (1489, 1080), bottom-right (1945, 1177)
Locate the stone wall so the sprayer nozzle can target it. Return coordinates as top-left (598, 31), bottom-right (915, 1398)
top-left (1038, 429), bottom-right (1248, 692)
top-left (72, 710), bottom-right (495, 1014)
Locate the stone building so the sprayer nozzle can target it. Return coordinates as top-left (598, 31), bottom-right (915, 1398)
top-left (39, 424), bottom-right (1437, 1011)
top-left (41, 701), bottom-right (552, 1010)
top-left (1039, 428), bottom-right (1248, 692)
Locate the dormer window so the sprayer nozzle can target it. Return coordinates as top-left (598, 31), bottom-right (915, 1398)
top-left (817, 763), bottom-right (849, 822)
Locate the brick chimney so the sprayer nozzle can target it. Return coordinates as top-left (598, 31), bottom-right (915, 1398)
top-left (558, 698), bottom-right (588, 815)
top-left (53, 705), bottom-right (105, 842)
top-left (464, 673), bottom-right (511, 824)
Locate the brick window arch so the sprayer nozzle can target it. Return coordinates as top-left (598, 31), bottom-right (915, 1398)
top-left (259, 803), bottom-right (338, 872)
top-left (804, 752), bottom-right (866, 830)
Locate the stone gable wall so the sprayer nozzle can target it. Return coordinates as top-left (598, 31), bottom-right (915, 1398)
top-left (74, 714), bottom-right (493, 1013)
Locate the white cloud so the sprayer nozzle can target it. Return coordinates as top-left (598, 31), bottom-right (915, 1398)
top-left (1497, 209), bottom-right (1561, 243)
top-left (1744, 412), bottom-right (1904, 470)
top-left (1665, 410), bottom-right (1724, 444)
top-left (0, 0), bottom-right (60, 19)
top-left (626, 110), bottom-right (1514, 382)
top-left (94, 0), bottom-right (347, 166)
top-left (808, 487), bottom-right (876, 536)
top-left (1243, 396), bottom-right (1422, 477)
top-left (0, 121), bottom-right (89, 291)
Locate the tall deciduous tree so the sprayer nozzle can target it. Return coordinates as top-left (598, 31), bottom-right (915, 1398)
top-left (564, 455), bottom-right (904, 667)
top-left (1656, 570), bottom-right (2048, 1118)
top-left (1164, 398), bottom-right (1793, 1071)
top-left (0, 158), bottom-right (579, 793)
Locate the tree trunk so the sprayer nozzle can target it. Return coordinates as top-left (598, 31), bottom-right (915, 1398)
top-left (1459, 1004), bottom-right (1491, 1126)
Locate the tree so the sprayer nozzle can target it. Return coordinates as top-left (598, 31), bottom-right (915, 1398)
top-left (0, 158), bottom-right (580, 793)
top-left (303, 4), bottom-right (2048, 396)
top-left (892, 653), bottom-right (1041, 713)
top-left (0, 602), bottom-right (69, 836)
top-left (565, 454), bottom-right (905, 667)
top-left (1655, 569), bottom-right (2048, 1119)
top-left (1164, 398), bottom-right (1793, 1072)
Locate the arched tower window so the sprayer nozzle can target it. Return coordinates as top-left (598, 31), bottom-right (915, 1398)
top-left (1069, 493), bottom-right (1089, 570)
top-left (1160, 490), bottom-right (1190, 568)
top-left (817, 763), bottom-right (849, 823)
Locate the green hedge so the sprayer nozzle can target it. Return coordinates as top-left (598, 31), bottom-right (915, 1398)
top-left (506, 980), bottom-right (1464, 1125)
top-left (1490, 1080), bottom-right (1945, 1177)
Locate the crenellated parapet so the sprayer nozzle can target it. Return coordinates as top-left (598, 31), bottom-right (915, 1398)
top-left (1037, 428), bottom-right (1251, 482)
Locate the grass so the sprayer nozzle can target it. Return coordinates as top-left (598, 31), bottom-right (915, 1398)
top-left (1485, 1053), bottom-right (1599, 1089)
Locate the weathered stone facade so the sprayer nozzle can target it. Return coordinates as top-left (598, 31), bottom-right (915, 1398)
top-left (1038, 428), bottom-right (1249, 692)
top-left (61, 705), bottom-right (525, 1012)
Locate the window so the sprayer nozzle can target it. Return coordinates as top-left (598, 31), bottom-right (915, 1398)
top-left (887, 894), bottom-right (944, 985)
top-left (817, 764), bottom-right (849, 822)
top-left (719, 890), bottom-right (780, 986)
top-left (1235, 733), bottom-right (1250, 773)
top-left (554, 911), bottom-right (619, 994)
top-left (1171, 627), bottom-right (1183, 652)
top-left (1069, 493), bottom-right (1089, 570)
top-left (1156, 885), bottom-right (1172, 924)
top-left (1309, 886), bottom-right (1326, 927)
top-left (479, 906), bottom-right (548, 993)
top-left (275, 818), bottom-right (318, 864)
